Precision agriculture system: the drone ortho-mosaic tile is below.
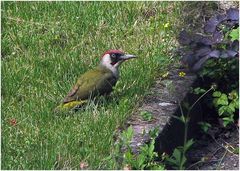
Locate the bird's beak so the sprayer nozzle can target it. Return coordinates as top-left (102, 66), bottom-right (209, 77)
top-left (120, 54), bottom-right (137, 61)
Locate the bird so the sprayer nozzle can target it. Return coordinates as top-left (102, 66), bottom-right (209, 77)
top-left (56, 49), bottom-right (137, 111)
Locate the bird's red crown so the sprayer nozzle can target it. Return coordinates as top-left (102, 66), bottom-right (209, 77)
top-left (101, 49), bottom-right (124, 58)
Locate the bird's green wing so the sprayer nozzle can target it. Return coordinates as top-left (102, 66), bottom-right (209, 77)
top-left (63, 67), bottom-right (116, 103)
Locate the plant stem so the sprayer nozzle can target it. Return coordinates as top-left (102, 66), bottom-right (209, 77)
top-left (185, 86), bottom-right (213, 149)
top-left (178, 86), bottom-right (214, 169)
top-left (216, 149), bottom-right (228, 170)
top-left (188, 86), bottom-right (214, 113)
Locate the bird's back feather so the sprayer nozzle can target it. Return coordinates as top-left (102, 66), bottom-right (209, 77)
top-left (63, 66), bottom-right (117, 104)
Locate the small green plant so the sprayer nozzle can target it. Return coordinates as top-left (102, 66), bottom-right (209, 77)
top-left (164, 109), bottom-right (193, 169)
top-left (121, 126), bottom-right (134, 146)
top-left (233, 147), bottom-right (239, 154)
top-left (102, 126), bottom-right (134, 169)
top-left (193, 87), bottom-right (206, 95)
top-left (229, 27), bottom-right (239, 41)
top-left (194, 58), bottom-right (238, 128)
top-left (140, 111), bottom-right (153, 121)
top-left (148, 128), bottom-right (159, 138)
top-left (198, 121), bottom-right (212, 133)
top-left (166, 86), bottom-right (214, 169)
top-left (165, 107), bottom-right (195, 170)
top-left (123, 139), bottom-right (165, 170)
top-left (115, 126), bottom-right (165, 170)
top-left (166, 139), bottom-right (194, 170)
top-left (212, 90), bottom-right (239, 127)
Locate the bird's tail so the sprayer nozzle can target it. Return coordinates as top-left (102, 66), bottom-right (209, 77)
top-left (54, 100), bottom-right (88, 112)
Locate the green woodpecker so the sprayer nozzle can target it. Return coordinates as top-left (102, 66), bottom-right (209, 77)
top-left (56, 49), bottom-right (136, 111)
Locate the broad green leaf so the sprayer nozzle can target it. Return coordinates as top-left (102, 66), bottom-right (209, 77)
top-left (213, 91), bottom-right (221, 97)
top-left (198, 122), bottom-right (211, 133)
top-left (228, 102), bottom-right (236, 113)
top-left (136, 154), bottom-right (146, 169)
top-left (149, 128), bottom-right (159, 138)
top-left (184, 139), bottom-right (194, 151)
top-left (229, 28), bottom-right (239, 41)
top-left (217, 94), bottom-right (228, 106)
top-left (180, 155), bottom-right (186, 169)
top-left (149, 140), bottom-right (155, 156)
top-left (124, 151), bottom-right (133, 162)
top-left (122, 126), bottom-right (134, 142)
top-left (140, 111), bottom-right (153, 121)
top-left (233, 147), bottom-right (239, 154)
top-left (172, 148), bottom-right (181, 163)
top-left (180, 115), bottom-right (186, 123)
top-left (218, 106), bottom-right (227, 115)
top-left (222, 117), bottom-right (234, 127)
top-left (166, 157), bottom-right (178, 166)
top-left (194, 87), bottom-right (206, 94)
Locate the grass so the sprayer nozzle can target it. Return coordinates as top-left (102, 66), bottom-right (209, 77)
top-left (1, 1), bottom-right (182, 169)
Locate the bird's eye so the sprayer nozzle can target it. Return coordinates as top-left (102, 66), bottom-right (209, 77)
top-left (111, 54), bottom-right (116, 58)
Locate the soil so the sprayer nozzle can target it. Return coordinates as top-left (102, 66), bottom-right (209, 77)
top-left (187, 124), bottom-right (239, 170)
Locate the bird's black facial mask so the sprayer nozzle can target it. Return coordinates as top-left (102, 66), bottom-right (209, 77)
top-left (110, 53), bottom-right (124, 65)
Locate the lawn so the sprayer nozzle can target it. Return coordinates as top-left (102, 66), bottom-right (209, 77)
top-left (2, 1), bottom-right (182, 169)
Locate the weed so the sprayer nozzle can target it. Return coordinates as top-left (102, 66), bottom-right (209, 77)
top-left (165, 139), bottom-right (194, 170)
top-left (115, 126), bottom-right (165, 170)
top-left (212, 90), bottom-right (239, 126)
top-left (140, 111), bottom-right (153, 122)
top-left (198, 122), bottom-right (212, 133)
top-left (165, 86), bottom-right (214, 169)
